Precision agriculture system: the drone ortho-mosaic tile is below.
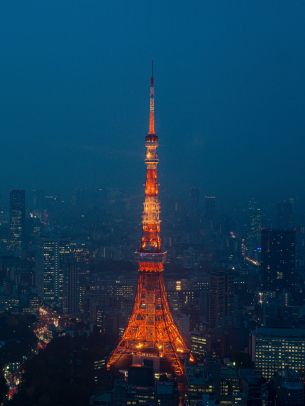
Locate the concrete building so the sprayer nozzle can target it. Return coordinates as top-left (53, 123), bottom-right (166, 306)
top-left (251, 328), bottom-right (305, 380)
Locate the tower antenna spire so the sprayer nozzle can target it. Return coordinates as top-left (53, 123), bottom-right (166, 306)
top-left (149, 61), bottom-right (155, 134)
top-left (107, 68), bottom-right (189, 379)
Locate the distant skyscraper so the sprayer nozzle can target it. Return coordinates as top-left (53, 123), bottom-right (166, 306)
top-left (63, 255), bottom-right (80, 317)
top-left (29, 189), bottom-right (45, 220)
top-left (42, 240), bottom-right (89, 312)
top-left (207, 269), bottom-right (234, 328)
top-left (247, 199), bottom-right (262, 259)
top-left (9, 189), bottom-right (26, 254)
top-left (261, 229), bottom-right (296, 292)
top-left (42, 240), bottom-right (62, 308)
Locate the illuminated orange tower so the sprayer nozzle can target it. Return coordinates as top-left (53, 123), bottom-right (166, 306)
top-left (107, 66), bottom-right (189, 376)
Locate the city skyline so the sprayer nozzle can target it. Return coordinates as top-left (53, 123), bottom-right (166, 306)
top-left (0, 2), bottom-right (305, 405)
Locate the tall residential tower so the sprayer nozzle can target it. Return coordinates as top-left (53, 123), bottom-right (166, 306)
top-left (10, 189), bottom-right (26, 254)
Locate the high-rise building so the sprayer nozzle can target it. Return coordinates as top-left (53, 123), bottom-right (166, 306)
top-left (107, 68), bottom-right (189, 377)
top-left (29, 189), bottom-right (45, 220)
top-left (251, 328), bottom-right (305, 380)
top-left (41, 240), bottom-right (88, 311)
top-left (41, 240), bottom-right (62, 308)
top-left (261, 229), bottom-right (296, 292)
top-left (63, 255), bottom-right (80, 317)
top-left (64, 242), bottom-right (90, 315)
top-left (246, 199), bottom-right (262, 259)
top-left (207, 270), bottom-right (234, 329)
top-left (9, 189), bottom-right (26, 254)
top-left (190, 330), bottom-right (208, 360)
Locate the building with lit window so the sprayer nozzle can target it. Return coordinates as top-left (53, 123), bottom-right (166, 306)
top-left (190, 330), bottom-right (208, 360)
top-left (261, 230), bottom-right (296, 293)
top-left (251, 328), bottom-right (305, 380)
top-left (246, 199), bottom-right (262, 260)
top-left (42, 240), bottom-right (61, 307)
top-left (186, 363), bottom-right (217, 404)
top-left (9, 189), bottom-right (26, 254)
top-left (42, 240), bottom-right (89, 311)
top-left (111, 365), bottom-right (179, 405)
top-left (219, 366), bottom-right (244, 405)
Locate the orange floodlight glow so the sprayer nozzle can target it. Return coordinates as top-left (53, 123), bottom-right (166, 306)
top-left (189, 353), bottom-right (195, 363)
top-left (139, 262), bottom-right (163, 272)
top-left (107, 68), bottom-right (190, 377)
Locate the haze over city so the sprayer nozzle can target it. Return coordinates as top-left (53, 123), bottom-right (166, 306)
top-left (0, 2), bottom-right (305, 406)
top-left (1, 1), bottom-right (305, 200)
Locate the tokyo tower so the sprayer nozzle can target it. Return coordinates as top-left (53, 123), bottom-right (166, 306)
top-left (107, 66), bottom-right (189, 376)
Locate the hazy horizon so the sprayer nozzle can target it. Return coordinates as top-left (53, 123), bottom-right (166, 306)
top-left (0, 1), bottom-right (305, 202)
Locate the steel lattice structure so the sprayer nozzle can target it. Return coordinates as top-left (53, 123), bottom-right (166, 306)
top-left (107, 67), bottom-right (190, 376)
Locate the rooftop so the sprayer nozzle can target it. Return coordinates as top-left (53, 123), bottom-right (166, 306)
top-left (254, 328), bottom-right (305, 338)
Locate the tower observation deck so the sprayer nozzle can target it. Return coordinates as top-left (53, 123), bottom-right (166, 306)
top-left (107, 66), bottom-right (190, 377)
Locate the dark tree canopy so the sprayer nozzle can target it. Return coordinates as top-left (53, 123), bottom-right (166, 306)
top-left (10, 332), bottom-right (113, 406)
